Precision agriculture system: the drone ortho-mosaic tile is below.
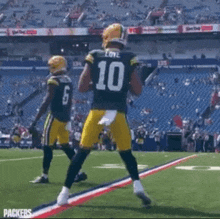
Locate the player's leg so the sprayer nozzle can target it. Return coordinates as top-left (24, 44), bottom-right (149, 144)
top-left (58, 121), bottom-right (76, 160)
top-left (110, 112), bottom-right (151, 207)
top-left (42, 145), bottom-right (53, 175)
top-left (61, 144), bottom-right (75, 160)
top-left (30, 114), bottom-right (58, 183)
top-left (59, 123), bottom-right (87, 183)
top-left (57, 110), bottom-right (104, 205)
top-left (64, 110), bottom-right (104, 188)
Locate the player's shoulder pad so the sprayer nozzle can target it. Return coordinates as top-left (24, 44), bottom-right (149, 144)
top-left (85, 49), bottom-right (103, 64)
top-left (47, 76), bottom-right (59, 86)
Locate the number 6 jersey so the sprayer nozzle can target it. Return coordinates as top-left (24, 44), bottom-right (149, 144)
top-left (47, 74), bottom-right (73, 122)
top-left (85, 48), bottom-right (139, 113)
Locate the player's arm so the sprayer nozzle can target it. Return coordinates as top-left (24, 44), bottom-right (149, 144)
top-left (31, 84), bottom-right (56, 126)
top-left (129, 69), bottom-right (142, 96)
top-left (78, 63), bottom-right (92, 93)
top-left (129, 55), bottom-right (142, 95)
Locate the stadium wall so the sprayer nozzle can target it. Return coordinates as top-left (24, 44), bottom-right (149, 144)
top-left (0, 59), bottom-right (219, 70)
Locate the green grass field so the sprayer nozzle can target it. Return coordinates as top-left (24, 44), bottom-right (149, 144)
top-left (1, 149), bottom-right (220, 218)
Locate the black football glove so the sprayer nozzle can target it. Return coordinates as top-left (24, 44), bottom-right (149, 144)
top-left (28, 121), bottom-right (37, 134)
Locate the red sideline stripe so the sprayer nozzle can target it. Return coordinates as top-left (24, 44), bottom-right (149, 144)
top-left (32, 154), bottom-right (197, 218)
top-left (139, 154), bottom-right (197, 178)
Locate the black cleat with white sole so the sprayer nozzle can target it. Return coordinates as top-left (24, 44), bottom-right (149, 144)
top-left (74, 172), bottom-right (87, 183)
top-left (30, 176), bottom-right (49, 184)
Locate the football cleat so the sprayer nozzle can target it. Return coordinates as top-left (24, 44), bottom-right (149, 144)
top-left (102, 23), bottom-right (127, 49)
top-left (57, 188), bottom-right (69, 206)
top-left (30, 176), bottom-right (49, 184)
top-left (133, 180), bottom-right (151, 207)
top-left (48, 55), bottom-right (67, 74)
top-left (74, 172), bottom-right (87, 183)
top-left (135, 191), bottom-right (152, 208)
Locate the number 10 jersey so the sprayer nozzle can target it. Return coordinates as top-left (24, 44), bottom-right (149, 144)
top-left (85, 48), bottom-right (139, 113)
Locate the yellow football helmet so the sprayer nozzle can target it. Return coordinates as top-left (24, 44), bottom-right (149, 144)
top-left (48, 55), bottom-right (67, 74)
top-left (102, 23), bottom-right (127, 49)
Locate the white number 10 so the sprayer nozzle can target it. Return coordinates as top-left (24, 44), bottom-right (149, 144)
top-left (96, 61), bottom-right (125, 91)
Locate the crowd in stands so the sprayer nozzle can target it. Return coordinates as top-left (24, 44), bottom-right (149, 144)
top-left (1, 65), bottom-right (220, 151)
top-left (0, 0), bottom-right (220, 28)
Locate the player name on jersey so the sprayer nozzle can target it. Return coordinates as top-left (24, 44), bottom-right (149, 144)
top-left (105, 51), bottom-right (120, 58)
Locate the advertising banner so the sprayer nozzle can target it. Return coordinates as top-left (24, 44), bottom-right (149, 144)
top-left (181, 24), bottom-right (218, 33)
top-left (0, 28), bottom-right (7, 36)
top-left (160, 25), bottom-right (179, 34)
top-left (141, 25), bottom-right (178, 34)
top-left (142, 26), bottom-right (159, 34)
top-left (0, 24), bottom-right (219, 37)
top-left (88, 27), bottom-right (103, 35)
top-left (127, 26), bottom-right (142, 34)
top-left (8, 28), bottom-right (38, 36)
top-left (182, 25), bottom-right (203, 33)
top-left (6, 28), bottom-right (88, 36)
top-left (50, 28), bottom-right (88, 36)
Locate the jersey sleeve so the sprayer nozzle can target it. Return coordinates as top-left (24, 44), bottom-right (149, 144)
top-left (129, 54), bottom-right (139, 75)
top-left (130, 55), bottom-right (139, 67)
top-left (47, 77), bottom-right (59, 86)
top-left (85, 50), bottom-right (95, 65)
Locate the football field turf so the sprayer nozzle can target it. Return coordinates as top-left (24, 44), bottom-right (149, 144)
top-left (1, 149), bottom-right (220, 218)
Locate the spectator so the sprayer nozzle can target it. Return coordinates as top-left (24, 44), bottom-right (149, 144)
top-left (154, 129), bottom-right (161, 151)
top-left (135, 128), bottom-right (145, 151)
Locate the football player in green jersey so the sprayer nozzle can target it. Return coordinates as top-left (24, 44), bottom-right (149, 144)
top-left (29, 55), bottom-right (87, 184)
top-left (57, 23), bottom-right (151, 207)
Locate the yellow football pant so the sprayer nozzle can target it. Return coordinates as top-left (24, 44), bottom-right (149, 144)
top-left (80, 110), bottom-right (131, 151)
top-left (42, 113), bottom-right (69, 146)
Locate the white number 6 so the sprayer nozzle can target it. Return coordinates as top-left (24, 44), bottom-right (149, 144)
top-left (62, 85), bottom-right (70, 105)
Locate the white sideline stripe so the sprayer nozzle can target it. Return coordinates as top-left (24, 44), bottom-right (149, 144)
top-left (29, 154), bottom-right (197, 218)
top-left (0, 154), bottom-right (65, 162)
